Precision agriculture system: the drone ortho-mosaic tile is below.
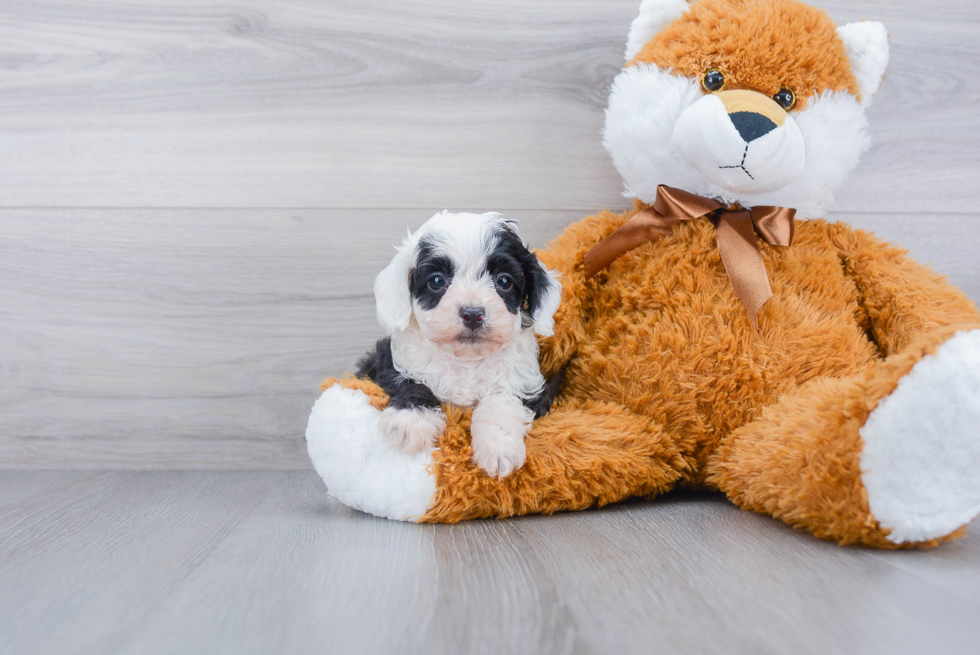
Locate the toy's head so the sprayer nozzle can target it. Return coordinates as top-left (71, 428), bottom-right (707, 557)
top-left (603, 0), bottom-right (889, 218)
top-left (375, 211), bottom-right (562, 358)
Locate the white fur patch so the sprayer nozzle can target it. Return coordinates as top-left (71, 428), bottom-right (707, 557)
top-left (374, 229), bottom-right (418, 335)
top-left (470, 393), bottom-right (532, 478)
top-left (603, 65), bottom-right (703, 204)
top-left (392, 326), bottom-right (544, 408)
top-left (306, 386), bottom-right (437, 521)
top-left (860, 330), bottom-right (980, 544)
top-left (672, 93), bottom-right (805, 194)
top-left (624, 0), bottom-right (690, 61)
top-left (530, 266), bottom-right (562, 337)
top-left (603, 65), bottom-right (871, 219)
top-left (748, 91), bottom-right (870, 219)
top-left (379, 405), bottom-right (446, 453)
top-left (837, 21), bottom-right (889, 108)
top-left (416, 273), bottom-right (521, 357)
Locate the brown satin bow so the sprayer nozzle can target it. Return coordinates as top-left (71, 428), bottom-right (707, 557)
top-left (583, 185), bottom-right (796, 327)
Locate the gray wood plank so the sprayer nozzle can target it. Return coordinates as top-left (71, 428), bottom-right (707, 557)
top-left (2, 208), bottom-right (978, 468)
top-left (0, 471), bottom-right (100, 511)
top-left (0, 471), bottom-right (285, 655)
top-left (0, 1), bottom-right (976, 212)
top-left (511, 496), bottom-right (980, 654)
top-left (2, 471), bottom-right (978, 655)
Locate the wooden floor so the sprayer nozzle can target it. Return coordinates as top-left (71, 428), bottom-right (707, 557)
top-left (3, 471), bottom-right (979, 655)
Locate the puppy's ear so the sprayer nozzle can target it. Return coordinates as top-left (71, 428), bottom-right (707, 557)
top-left (374, 238), bottom-right (416, 335)
top-left (521, 252), bottom-right (562, 337)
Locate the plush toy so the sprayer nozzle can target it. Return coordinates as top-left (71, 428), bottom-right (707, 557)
top-left (307, 0), bottom-right (980, 548)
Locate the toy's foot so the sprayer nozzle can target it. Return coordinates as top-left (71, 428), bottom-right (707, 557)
top-left (306, 385), bottom-right (436, 521)
top-left (470, 394), bottom-right (530, 478)
top-left (861, 329), bottom-right (980, 544)
top-left (379, 406), bottom-right (446, 453)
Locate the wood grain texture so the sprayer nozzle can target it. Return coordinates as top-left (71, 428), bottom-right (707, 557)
top-left (2, 471), bottom-right (979, 655)
top-left (2, 0), bottom-right (979, 467)
top-left (0, 0), bottom-right (976, 212)
top-left (2, 209), bottom-right (977, 468)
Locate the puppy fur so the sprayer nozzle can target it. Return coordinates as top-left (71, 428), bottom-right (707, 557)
top-left (357, 211), bottom-right (562, 477)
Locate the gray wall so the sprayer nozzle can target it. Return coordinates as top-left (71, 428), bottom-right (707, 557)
top-left (1, 0), bottom-right (977, 468)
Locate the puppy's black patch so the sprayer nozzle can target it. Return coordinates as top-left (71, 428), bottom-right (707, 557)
top-left (522, 247), bottom-right (556, 323)
top-left (486, 226), bottom-right (553, 320)
top-left (409, 238), bottom-right (455, 311)
top-left (485, 227), bottom-right (531, 314)
top-left (356, 337), bottom-right (441, 410)
top-left (522, 361), bottom-right (569, 419)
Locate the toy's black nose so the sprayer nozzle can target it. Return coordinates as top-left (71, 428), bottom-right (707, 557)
top-left (459, 307), bottom-right (486, 330)
top-left (729, 111), bottom-right (777, 142)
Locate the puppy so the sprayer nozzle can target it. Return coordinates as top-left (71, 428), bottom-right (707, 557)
top-left (356, 211), bottom-right (563, 478)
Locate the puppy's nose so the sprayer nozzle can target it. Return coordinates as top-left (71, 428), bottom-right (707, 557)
top-left (728, 111), bottom-right (777, 142)
top-left (459, 306), bottom-right (486, 330)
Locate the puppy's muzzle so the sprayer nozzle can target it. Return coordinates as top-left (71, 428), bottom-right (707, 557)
top-left (672, 89), bottom-right (805, 194)
top-left (459, 306), bottom-right (486, 330)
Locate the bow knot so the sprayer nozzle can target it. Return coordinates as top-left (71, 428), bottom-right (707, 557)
top-left (583, 185), bottom-right (796, 327)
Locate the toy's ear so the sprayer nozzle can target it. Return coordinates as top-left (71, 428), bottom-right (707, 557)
top-left (374, 237), bottom-right (417, 335)
top-left (624, 0), bottom-right (691, 62)
top-left (522, 254), bottom-right (562, 337)
top-left (837, 21), bottom-right (889, 107)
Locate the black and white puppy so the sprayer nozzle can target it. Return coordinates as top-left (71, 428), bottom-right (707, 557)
top-left (356, 211), bottom-right (563, 478)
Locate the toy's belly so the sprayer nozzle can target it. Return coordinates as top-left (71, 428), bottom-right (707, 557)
top-left (563, 219), bottom-right (879, 459)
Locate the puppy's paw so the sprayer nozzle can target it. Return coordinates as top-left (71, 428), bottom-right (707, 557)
top-left (471, 422), bottom-right (527, 479)
top-left (470, 395), bottom-right (531, 478)
top-left (379, 406), bottom-right (445, 453)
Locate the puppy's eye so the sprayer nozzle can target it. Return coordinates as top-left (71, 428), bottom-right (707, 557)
top-left (495, 274), bottom-right (513, 291)
top-left (702, 69), bottom-right (725, 93)
top-left (773, 88), bottom-right (796, 110)
top-left (427, 275), bottom-right (447, 291)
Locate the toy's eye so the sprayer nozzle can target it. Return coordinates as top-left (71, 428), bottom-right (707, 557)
top-left (702, 69), bottom-right (725, 92)
top-left (495, 274), bottom-right (513, 291)
top-left (427, 275), bottom-right (447, 291)
top-left (773, 88), bottom-right (796, 110)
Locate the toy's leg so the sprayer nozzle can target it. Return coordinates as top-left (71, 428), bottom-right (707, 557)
top-left (708, 326), bottom-right (980, 548)
top-left (307, 379), bottom-right (686, 523)
top-left (306, 378), bottom-right (438, 521)
top-left (420, 400), bottom-right (688, 523)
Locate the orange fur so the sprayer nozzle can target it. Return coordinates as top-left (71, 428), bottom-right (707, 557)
top-left (423, 400), bottom-right (685, 522)
top-left (709, 324), bottom-right (978, 548)
top-left (632, 0), bottom-right (860, 107)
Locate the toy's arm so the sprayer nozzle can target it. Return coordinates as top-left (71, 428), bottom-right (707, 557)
top-left (534, 207), bottom-right (635, 378)
top-left (831, 224), bottom-right (980, 356)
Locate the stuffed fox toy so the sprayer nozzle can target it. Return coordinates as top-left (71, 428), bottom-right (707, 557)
top-left (308, 0), bottom-right (980, 548)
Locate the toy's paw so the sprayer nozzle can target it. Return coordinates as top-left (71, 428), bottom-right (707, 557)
top-left (861, 329), bottom-right (980, 544)
top-left (470, 395), bottom-right (531, 479)
top-left (306, 385), bottom-right (436, 521)
top-left (379, 406), bottom-right (445, 453)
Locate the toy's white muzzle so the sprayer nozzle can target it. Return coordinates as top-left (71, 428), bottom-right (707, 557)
top-left (673, 90), bottom-right (805, 194)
